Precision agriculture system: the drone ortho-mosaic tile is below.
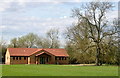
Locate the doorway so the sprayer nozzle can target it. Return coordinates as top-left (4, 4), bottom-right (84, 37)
top-left (40, 57), bottom-right (45, 64)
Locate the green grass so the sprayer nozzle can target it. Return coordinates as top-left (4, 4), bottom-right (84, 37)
top-left (0, 65), bottom-right (2, 77)
top-left (2, 64), bottom-right (118, 76)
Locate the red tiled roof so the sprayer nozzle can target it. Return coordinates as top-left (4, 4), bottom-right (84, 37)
top-left (8, 48), bottom-right (69, 57)
top-left (8, 48), bottom-right (38, 56)
top-left (44, 49), bottom-right (69, 57)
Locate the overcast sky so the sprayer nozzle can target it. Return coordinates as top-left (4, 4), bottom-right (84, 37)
top-left (0, 0), bottom-right (119, 46)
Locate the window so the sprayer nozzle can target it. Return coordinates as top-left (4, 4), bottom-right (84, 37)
top-left (62, 57), bottom-right (64, 60)
top-left (16, 57), bottom-right (18, 60)
top-left (65, 57), bottom-right (67, 60)
top-left (24, 57), bottom-right (26, 60)
top-left (19, 57), bottom-right (21, 60)
top-left (55, 57), bottom-right (57, 60)
top-left (13, 57), bottom-right (15, 60)
top-left (59, 57), bottom-right (61, 60)
top-left (46, 57), bottom-right (49, 62)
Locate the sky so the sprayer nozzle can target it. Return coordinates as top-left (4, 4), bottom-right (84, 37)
top-left (0, 0), bottom-right (119, 46)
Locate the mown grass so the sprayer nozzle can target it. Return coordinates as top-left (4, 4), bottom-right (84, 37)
top-left (2, 64), bottom-right (118, 76)
top-left (0, 65), bottom-right (2, 77)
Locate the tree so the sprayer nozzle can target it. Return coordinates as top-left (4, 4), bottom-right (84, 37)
top-left (68, 2), bottom-right (117, 65)
top-left (101, 19), bottom-right (119, 65)
top-left (65, 42), bottom-right (78, 64)
top-left (65, 22), bottom-right (96, 64)
top-left (0, 40), bottom-right (7, 63)
top-left (9, 38), bottom-right (18, 48)
top-left (8, 32), bottom-right (58, 49)
top-left (36, 37), bottom-right (51, 48)
top-left (101, 35), bottom-right (117, 64)
top-left (46, 29), bottom-right (60, 48)
top-left (114, 18), bottom-right (120, 65)
top-left (19, 33), bottom-right (39, 48)
top-left (9, 33), bottom-right (39, 48)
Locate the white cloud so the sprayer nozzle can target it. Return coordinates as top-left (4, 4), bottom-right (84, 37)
top-left (106, 10), bottom-right (118, 19)
top-left (0, 0), bottom-right (13, 12)
top-left (0, 0), bottom-right (33, 12)
top-left (0, 0), bottom-right (118, 44)
top-left (1, 13), bottom-right (76, 41)
top-left (60, 16), bottom-right (68, 19)
top-left (0, 0), bottom-right (119, 12)
top-left (0, 25), bottom-right (7, 29)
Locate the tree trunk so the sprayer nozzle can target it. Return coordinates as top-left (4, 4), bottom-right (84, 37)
top-left (96, 44), bottom-right (101, 66)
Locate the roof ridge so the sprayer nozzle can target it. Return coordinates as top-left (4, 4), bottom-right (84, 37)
top-left (8, 48), bottom-right (65, 49)
top-left (30, 49), bottom-right (43, 55)
top-left (8, 48), bottom-right (38, 49)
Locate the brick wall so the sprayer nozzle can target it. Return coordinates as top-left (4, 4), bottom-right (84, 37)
top-left (30, 50), bottom-right (56, 64)
top-left (7, 49), bottom-right (69, 65)
top-left (55, 57), bottom-right (69, 64)
top-left (10, 56), bottom-right (28, 64)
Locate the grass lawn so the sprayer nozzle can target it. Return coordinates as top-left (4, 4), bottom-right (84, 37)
top-left (2, 64), bottom-right (118, 76)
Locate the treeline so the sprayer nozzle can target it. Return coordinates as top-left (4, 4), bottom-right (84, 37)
top-left (8, 29), bottom-right (59, 48)
top-left (0, 1), bottom-right (120, 65)
top-left (0, 29), bottom-right (60, 63)
top-left (65, 2), bottom-right (120, 65)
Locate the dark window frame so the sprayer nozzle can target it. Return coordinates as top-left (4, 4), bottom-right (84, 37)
top-left (65, 57), bottom-right (67, 60)
top-left (19, 57), bottom-right (21, 60)
top-left (13, 57), bottom-right (15, 60)
top-left (16, 57), bottom-right (18, 60)
top-left (62, 57), bottom-right (64, 60)
top-left (55, 57), bottom-right (57, 60)
top-left (59, 57), bottom-right (61, 60)
top-left (46, 57), bottom-right (49, 62)
top-left (24, 57), bottom-right (26, 60)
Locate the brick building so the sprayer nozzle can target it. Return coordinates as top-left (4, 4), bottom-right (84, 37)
top-left (5, 48), bottom-right (69, 64)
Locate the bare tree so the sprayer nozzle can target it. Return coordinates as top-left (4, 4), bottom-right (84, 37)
top-left (46, 29), bottom-right (60, 48)
top-left (23, 33), bottom-right (39, 48)
top-left (36, 37), bottom-right (51, 48)
top-left (70, 2), bottom-right (117, 65)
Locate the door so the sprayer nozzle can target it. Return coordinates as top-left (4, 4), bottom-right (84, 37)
top-left (40, 57), bottom-right (45, 64)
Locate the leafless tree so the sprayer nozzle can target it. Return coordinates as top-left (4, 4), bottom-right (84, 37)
top-left (68, 2), bottom-right (117, 65)
top-left (46, 29), bottom-right (60, 48)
